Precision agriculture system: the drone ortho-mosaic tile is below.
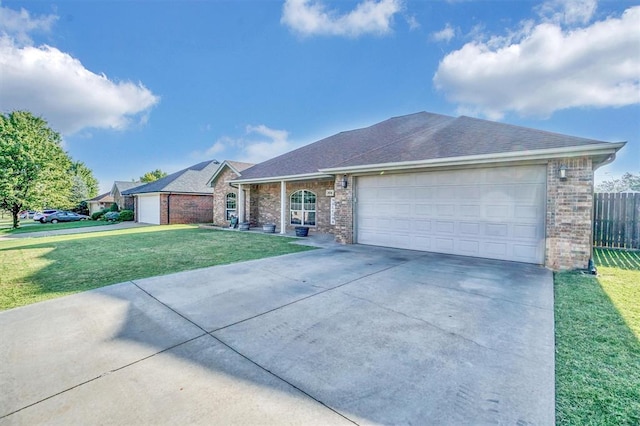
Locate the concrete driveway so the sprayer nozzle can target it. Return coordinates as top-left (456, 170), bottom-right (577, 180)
top-left (0, 245), bottom-right (555, 425)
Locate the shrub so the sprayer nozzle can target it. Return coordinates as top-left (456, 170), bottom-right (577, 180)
top-left (91, 208), bottom-right (111, 221)
top-left (110, 202), bottom-right (119, 212)
top-left (104, 211), bottom-right (120, 221)
top-left (73, 201), bottom-right (89, 216)
top-left (119, 210), bottom-right (134, 221)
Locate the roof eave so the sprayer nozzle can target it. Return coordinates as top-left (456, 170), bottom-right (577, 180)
top-left (319, 142), bottom-right (627, 174)
top-left (233, 172), bottom-right (334, 185)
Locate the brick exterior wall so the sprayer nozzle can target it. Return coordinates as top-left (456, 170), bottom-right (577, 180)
top-left (545, 157), bottom-right (594, 270)
top-left (334, 174), bottom-right (354, 244)
top-left (248, 179), bottom-right (335, 234)
top-left (159, 194), bottom-right (213, 225)
top-left (248, 183), bottom-right (280, 227)
top-left (212, 167), bottom-right (242, 226)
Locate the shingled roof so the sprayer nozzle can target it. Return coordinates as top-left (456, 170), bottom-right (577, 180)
top-left (122, 160), bottom-right (220, 195)
top-left (235, 111), bottom-right (623, 181)
top-left (86, 192), bottom-right (114, 203)
top-left (112, 181), bottom-right (143, 195)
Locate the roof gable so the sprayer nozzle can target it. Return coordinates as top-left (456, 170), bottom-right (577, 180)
top-left (111, 181), bottom-right (143, 196)
top-left (206, 160), bottom-right (255, 186)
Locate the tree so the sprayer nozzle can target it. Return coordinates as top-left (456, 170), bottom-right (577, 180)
top-left (70, 161), bottom-right (99, 204)
top-left (140, 169), bottom-right (167, 183)
top-left (0, 111), bottom-right (73, 228)
top-left (596, 172), bottom-right (640, 193)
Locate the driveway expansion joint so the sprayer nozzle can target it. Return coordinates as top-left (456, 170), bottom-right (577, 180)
top-left (0, 333), bottom-right (207, 420)
top-left (130, 280), bottom-right (358, 424)
top-left (211, 260), bottom-right (412, 334)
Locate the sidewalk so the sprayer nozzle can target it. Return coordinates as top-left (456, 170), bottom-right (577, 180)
top-left (0, 221), bottom-right (150, 240)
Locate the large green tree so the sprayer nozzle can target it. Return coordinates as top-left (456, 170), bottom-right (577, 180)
top-left (0, 111), bottom-right (73, 228)
top-left (140, 168), bottom-right (167, 183)
top-left (69, 161), bottom-right (99, 205)
top-left (596, 172), bottom-right (640, 193)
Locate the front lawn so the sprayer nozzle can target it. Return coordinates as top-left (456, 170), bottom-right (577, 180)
top-left (555, 249), bottom-right (640, 425)
top-left (0, 225), bottom-right (315, 310)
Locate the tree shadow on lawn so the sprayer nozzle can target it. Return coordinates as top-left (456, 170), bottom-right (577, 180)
top-left (0, 227), bottom-right (313, 310)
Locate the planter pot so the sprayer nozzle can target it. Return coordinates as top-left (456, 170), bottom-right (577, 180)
top-left (262, 224), bottom-right (276, 233)
top-left (238, 222), bottom-right (250, 231)
top-left (295, 226), bottom-right (309, 237)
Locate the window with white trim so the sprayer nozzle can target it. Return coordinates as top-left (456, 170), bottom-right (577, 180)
top-left (290, 190), bottom-right (316, 226)
top-left (226, 192), bottom-right (237, 220)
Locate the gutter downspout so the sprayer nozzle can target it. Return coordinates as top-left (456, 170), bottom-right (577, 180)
top-left (167, 193), bottom-right (172, 225)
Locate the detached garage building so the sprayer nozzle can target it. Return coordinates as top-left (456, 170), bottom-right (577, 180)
top-left (220, 112), bottom-right (625, 270)
top-left (123, 160), bottom-right (219, 225)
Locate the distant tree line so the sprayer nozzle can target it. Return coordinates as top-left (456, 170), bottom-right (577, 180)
top-left (0, 111), bottom-right (99, 228)
top-left (596, 172), bottom-right (640, 193)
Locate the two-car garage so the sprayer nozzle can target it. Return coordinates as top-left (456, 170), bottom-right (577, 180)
top-left (356, 165), bottom-right (547, 264)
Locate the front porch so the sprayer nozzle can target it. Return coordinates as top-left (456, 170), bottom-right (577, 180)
top-left (199, 224), bottom-right (340, 249)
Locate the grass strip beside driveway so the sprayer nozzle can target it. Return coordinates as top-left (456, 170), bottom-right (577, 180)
top-left (0, 225), bottom-right (315, 310)
top-left (554, 249), bottom-right (640, 426)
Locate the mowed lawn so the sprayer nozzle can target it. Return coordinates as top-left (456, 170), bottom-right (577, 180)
top-left (555, 248), bottom-right (640, 425)
top-left (0, 225), bottom-right (315, 310)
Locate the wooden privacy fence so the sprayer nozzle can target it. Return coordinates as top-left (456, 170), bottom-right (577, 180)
top-left (593, 193), bottom-right (640, 249)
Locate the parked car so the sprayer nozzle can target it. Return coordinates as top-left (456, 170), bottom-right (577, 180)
top-left (33, 210), bottom-right (58, 221)
top-left (19, 210), bottom-right (36, 219)
top-left (41, 211), bottom-right (90, 224)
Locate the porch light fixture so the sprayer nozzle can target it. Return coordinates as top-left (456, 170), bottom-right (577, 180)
top-left (558, 164), bottom-right (568, 180)
top-left (341, 175), bottom-right (348, 189)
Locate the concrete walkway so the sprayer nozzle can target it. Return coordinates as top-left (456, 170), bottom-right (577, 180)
top-left (0, 246), bottom-right (555, 425)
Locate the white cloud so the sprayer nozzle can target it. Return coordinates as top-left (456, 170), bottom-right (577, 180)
top-left (405, 14), bottom-right (420, 30)
top-left (536, 0), bottom-right (597, 25)
top-left (433, 5), bottom-right (640, 119)
top-left (431, 23), bottom-right (455, 42)
top-left (0, 5), bottom-right (159, 135)
top-left (0, 5), bottom-right (57, 44)
top-left (200, 125), bottom-right (295, 164)
top-left (281, 0), bottom-right (403, 37)
top-left (204, 140), bottom-right (227, 157)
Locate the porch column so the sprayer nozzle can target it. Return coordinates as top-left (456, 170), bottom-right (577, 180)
top-left (238, 184), bottom-right (245, 223)
top-left (280, 180), bottom-right (287, 234)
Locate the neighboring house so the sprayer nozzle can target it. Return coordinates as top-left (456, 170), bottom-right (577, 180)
top-left (224, 111), bottom-right (625, 270)
top-left (86, 192), bottom-right (115, 215)
top-left (111, 181), bottom-right (143, 211)
top-left (122, 160), bottom-right (220, 225)
top-left (207, 160), bottom-right (255, 225)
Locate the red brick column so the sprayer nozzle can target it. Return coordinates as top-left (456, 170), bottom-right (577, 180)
top-left (334, 174), bottom-right (354, 244)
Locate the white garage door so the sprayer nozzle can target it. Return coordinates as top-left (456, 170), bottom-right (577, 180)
top-left (356, 165), bottom-right (546, 264)
top-left (137, 194), bottom-right (160, 225)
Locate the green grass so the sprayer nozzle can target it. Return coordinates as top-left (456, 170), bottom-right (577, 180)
top-left (0, 225), bottom-right (315, 310)
top-left (0, 218), bottom-right (114, 235)
top-left (555, 248), bottom-right (640, 425)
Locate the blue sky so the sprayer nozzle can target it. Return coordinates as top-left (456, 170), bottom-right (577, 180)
top-left (1, 0), bottom-right (638, 193)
